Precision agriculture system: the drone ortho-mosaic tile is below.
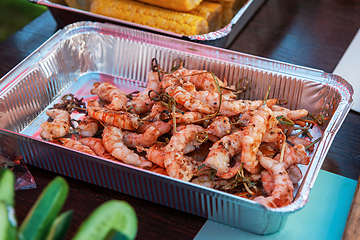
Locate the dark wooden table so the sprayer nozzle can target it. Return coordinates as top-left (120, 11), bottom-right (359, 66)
top-left (1, 0), bottom-right (360, 239)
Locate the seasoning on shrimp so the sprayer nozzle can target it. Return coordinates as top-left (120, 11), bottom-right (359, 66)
top-left (254, 155), bottom-right (294, 208)
top-left (87, 106), bottom-right (139, 131)
top-left (90, 82), bottom-right (128, 111)
top-left (204, 130), bottom-right (244, 176)
top-left (146, 142), bottom-right (167, 168)
top-left (123, 122), bottom-right (172, 148)
top-left (78, 137), bottom-right (117, 161)
top-left (161, 72), bottom-right (215, 115)
top-left (271, 105), bottom-right (308, 121)
top-left (126, 71), bottom-right (161, 114)
top-left (38, 61), bottom-right (319, 209)
top-left (241, 104), bottom-right (277, 174)
top-left (163, 124), bottom-right (205, 181)
top-left (102, 126), bottom-right (153, 168)
top-left (51, 138), bottom-right (96, 156)
top-left (40, 109), bottom-right (71, 140)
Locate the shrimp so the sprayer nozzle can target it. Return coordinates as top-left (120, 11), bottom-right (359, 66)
top-left (77, 116), bottom-right (101, 137)
top-left (191, 176), bottom-right (230, 189)
top-left (147, 102), bottom-right (168, 121)
top-left (123, 122), bottom-right (172, 148)
top-left (287, 164), bottom-right (303, 183)
top-left (260, 164), bottom-right (303, 196)
top-left (77, 99), bottom-right (102, 137)
top-left (183, 80), bottom-right (273, 117)
top-left (241, 104), bottom-right (277, 174)
top-left (174, 68), bottom-right (226, 92)
top-left (87, 107), bottom-right (139, 131)
top-left (148, 165), bottom-right (168, 176)
top-left (40, 109), bottom-right (71, 140)
top-left (271, 105), bottom-right (308, 120)
top-left (161, 73), bottom-right (215, 114)
top-left (287, 136), bottom-right (313, 150)
top-left (186, 141), bottom-right (212, 162)
top-left (259, 143), bottom-right (308, 194)
top-left (205, 116), bottom-right (232, 141)
top-left (260, 170), bottom-right (275, 196)
top-left (90, 82), bottom-right (128, 111)
top-left (216, 153), bottom-right (243, 179)
top-left (204, 130), bottom-right (244, 175)
top-left (173, 111), bottom-right (203, 124)
top-left (102, 126), bottom-right (152, 168)
top-left (126, 71), bottom-right (161, 114)
top-left (146, 142), bottom-right (166, 168)
top-left (262, 127), bottom-right (285, 143)
top-left (163, 124), bottom-right (204, 181)
top-left (183, 82), bottom-right (236, 108)
top-left (254, 155), bottom-right (294, 208)
top-left (274, 143), bottom-right (310, 168)
top-left (220, 99), bottom-right (278, 117)
top-left (169, 124), bottom-right (207, 155)
top-left (78, 137), bottom-right (117, 161)
top-left (137, 120), bottom-right (172, 134)
top-left (259, 143), bottom-right (278, 158)
top-left (51, 138), bottom-right (96, 156)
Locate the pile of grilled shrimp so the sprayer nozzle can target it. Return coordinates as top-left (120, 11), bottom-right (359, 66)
top-left (39, 62), bottom-right (323, 208)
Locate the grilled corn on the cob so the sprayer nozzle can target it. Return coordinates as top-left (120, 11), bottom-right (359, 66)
top-left (136, 0), bottom-right (203, 12)
top-left (189, 1), bottom-right (222, 32)
top-left (65, 0), bottom-right (93, 11)
top-left (206, 0), bottom-right (247, 26)
top-left (90, 0), bottom-right (209, 35)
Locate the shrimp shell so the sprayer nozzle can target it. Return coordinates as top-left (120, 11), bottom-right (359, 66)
top-left (126, 71), bottom-right (161, 114)
top-left (161, 73), bottom-right (215, 114)
top-left (175, 68), bottom-right (226, 92)
top-left (174, 111), bottom-right (203, 124)
top-left (205, 116), bottom-right (232, 140)
top-left (220, 99), bottom-right (278, 117)
top-left (271, 105), bottom-right (308, 120)
top-left (254, 155), bottom-right (294, 208)
top-left (87, 107), bottom-right (139, 131)
top-left (274, 143), bottom-right (310, 168)
top-left (123, 122), bottom-right (172, 148)
top-left (163, 124), bottom-right (204, 181)
top-left (241, 105), bottom-right (277, 174)
top-left (204, 130), bottom-right (244, 175)
top-left (40, 109), bottom-right (70, 140)
top-left (148, 165), bottom-right (168, 176)
top-left (78, 137), bottom-right (117, 161)
top-left (146, 142), bottom-right (166, 168)
top-left (90, 82), bottom-right (128, 111)
top-left (77, 116), bottom-right (101, 137)
top-left (102, 126), bottom-right (152, 168)
top-left (260, 169), bottom-right (275, 196)
top-left (51, 138), bottom-right (96, 156)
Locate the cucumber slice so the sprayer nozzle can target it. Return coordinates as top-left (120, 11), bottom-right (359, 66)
top-left (18, 176), bottom-right (69, 240)
top-left (0, 201), bottom-right (16, 240)
top-left (72, 200), bottom-right (137, 240)
top-left (0, 169), bottom-right (15, 207)
top-left (46, 210), bottom-right (73, 240)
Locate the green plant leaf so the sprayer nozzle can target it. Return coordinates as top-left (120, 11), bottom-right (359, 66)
top-left (18, 176), bottom-right (69, 240)
top-left (104, 229), bottom-right (130, 240)
top-left (46, 210), bottom-right (73, 240)
top-left (72, 200), bottom-right (137, 240)
top-left (0, 201), bottom-right (17, 240)
top-left (0, 169), bottom-right (15, 207)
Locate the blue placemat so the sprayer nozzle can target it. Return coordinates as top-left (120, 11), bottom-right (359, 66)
top-left (194, 170), bottom-right (357, 240)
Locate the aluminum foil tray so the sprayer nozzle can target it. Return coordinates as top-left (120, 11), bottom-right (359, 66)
top-left (0, 21), bottom-right (353, 234)
top-left (28, 0), bottom-right (265, 48)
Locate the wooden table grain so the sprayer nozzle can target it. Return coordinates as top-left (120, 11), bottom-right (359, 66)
top-left (1, 0), bottom-right (360, 239)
